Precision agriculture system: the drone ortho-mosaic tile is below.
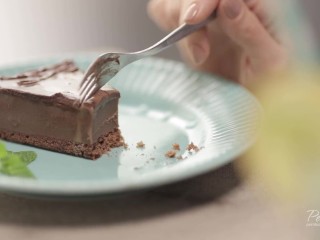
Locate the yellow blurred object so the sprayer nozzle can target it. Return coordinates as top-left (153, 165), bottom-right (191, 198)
top-left (242, 69), bottom-right (320, 203)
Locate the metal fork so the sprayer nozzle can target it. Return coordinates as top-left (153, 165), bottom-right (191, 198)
top-left (79, 12), bottom-right (216, 104)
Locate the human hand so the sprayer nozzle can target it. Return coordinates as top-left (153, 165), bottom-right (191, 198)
top-left (148, 0), bottom-right (288, 85)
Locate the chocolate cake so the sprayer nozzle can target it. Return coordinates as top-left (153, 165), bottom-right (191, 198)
top-left (0, 61), bottom-right (124, 159)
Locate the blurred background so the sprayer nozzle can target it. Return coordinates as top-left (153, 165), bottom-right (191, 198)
top-left (0, 0), bottom-right (318, 66)
top-left (303, 0), bottom-right (320, 40)
top-left (0, 1), bottom-right (319, 239)
top-left (0, 0), bottom-right (178, 65)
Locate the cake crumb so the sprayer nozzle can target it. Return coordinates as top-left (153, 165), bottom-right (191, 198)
top-left (150, 157), bottom-right (155, 160)
top-left (176, 155), bottom-right (183, 160)
top-left (136, 141), bottom-right (145, 148)
top-left (172, 143), bottom-right (180, 151)
top-left (187, 142), bottom-right (200, 152)
top-left (165, 150), bottom-right (176, 158)
top-left (124, 143), bottom-right (129, 150)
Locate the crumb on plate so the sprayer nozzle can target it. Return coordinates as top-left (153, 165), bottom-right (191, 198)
top-left (176, 155), bottom-right (183, 160)
top-left (187, 142), bottom-right (200, 152)
top-left (165, 150), bottom-right (176, 158)
top-left (136, 141), bottom-right (145, 148)
top-left (172, 143), bottom-right (180, 151)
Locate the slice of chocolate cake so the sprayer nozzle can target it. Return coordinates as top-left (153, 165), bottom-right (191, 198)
top-left (0, 61), bottom-right (124, 159)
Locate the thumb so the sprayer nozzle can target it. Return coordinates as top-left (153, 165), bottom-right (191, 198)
top-left (218, 0), bottom-right (284, 67)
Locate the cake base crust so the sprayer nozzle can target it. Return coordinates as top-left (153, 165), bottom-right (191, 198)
top-left (0, 129), bottom-right (124, 160)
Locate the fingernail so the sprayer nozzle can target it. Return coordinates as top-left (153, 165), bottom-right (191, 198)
top-left (191, 44), bottom-right (207, 65)
top-left (183, 3), bottom-right (199, 22)
top-left (223, 0), bottom-right (242, 19)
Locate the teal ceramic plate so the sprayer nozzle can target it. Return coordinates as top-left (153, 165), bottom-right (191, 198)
top-left (0, 56), bottom-right (260, 198)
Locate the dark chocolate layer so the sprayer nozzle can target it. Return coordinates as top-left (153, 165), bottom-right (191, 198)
top-left (0, 89), bottom-right (120, 144)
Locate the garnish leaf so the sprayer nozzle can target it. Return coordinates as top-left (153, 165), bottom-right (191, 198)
top-left (0, 142), bottom-right (7, 159)
top-left (0, 142), bottom-right (37, 178)
top-left (8, 151), bottom-right (37, 165)
top-left (0, 153), bottom-right (35, 178)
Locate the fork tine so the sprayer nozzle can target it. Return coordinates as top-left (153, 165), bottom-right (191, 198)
top-left (80, 83), bottom-right (99, 104)
top-left (80, 69), bottom-right (91, 87)
top-left (79, 58), bottom-right (100, 87)
top-left (79, 53), bottom-right (121, 105)
top-left (79, 76), bottom-right (97, 103)
top-left (79, 72), bottom-right (95, 96)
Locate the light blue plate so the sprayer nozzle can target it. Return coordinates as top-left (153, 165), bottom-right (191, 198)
top-left (0, 56), bottom-right (260, 198)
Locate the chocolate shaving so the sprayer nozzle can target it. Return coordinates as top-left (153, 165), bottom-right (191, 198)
top-left (0, 60), bottom-right (79, 87)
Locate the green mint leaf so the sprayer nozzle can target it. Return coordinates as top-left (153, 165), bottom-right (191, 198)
top-left (11, 151), bottom-right (37, 165)
top-left (1, 153), bottom-right (35, 178)
top-left (0, 143), bottom-right (37, 178)
top-left (0, 142), bottom-right (7, 159)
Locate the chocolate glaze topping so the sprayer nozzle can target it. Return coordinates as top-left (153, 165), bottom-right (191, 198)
top-left (0, 60), bottom-right (79, 87)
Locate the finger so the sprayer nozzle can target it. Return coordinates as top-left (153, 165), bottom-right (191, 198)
top-left (178, 28), bottom-right (211, 65)
top-left (180, 0), bottom-right (219, 24)
top-left (243, 0), bottom-right (272, 30)
top-left (148, 0), bottom-right (181, 31)
top-left (243, 0), bottom-right (281, 42)
top-left (218, 0), bottom-right (284, 68)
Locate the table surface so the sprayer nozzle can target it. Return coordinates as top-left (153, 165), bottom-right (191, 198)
top-left (0, 162), bottom-right (312, 240)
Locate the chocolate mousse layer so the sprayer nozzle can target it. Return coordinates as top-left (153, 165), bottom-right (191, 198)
top-left (0, 61), bottom-right (124, 159)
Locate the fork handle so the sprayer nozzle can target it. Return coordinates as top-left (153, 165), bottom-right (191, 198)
top-left (137, 11), bottom-right (217, 57)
